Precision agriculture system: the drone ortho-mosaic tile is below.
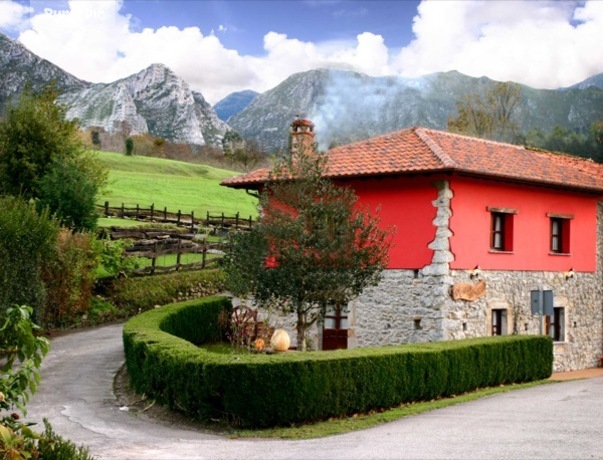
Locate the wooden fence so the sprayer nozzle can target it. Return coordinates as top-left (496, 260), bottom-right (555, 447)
top-left (107, 227), bottom-right (227, 276)
top-left (98, 202), bottom-right (255, 232)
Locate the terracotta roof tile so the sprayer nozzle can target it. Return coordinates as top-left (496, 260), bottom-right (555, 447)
top-left (221, 127), bottom-right (603, 193)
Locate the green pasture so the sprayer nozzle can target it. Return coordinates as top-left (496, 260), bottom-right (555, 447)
top-left (95, 151), bottom-right (258, 218)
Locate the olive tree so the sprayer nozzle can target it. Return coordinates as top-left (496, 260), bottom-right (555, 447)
top-left (224, 147), bottom-right (393, 350)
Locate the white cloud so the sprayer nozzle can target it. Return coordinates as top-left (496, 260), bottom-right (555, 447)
top-left (7, 0), bottom-right (603, 104)
top-left (0, 0), bottom-right (32, 30)
top-left (14, 0), bottom-right (395, 103)
top-left (396, 0), bottom-right (603, 89)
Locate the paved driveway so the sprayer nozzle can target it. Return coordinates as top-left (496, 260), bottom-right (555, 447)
top-left (26, 324), bottom-right (603, 460)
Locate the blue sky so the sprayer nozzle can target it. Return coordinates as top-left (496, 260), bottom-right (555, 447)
top-left (120, 1), bottom-right (421, 56)
top-left (1, 1), bottom-right (602, 104)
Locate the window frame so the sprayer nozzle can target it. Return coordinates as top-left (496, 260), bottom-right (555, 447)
top-left (491, 308), bottom-right (507, 336)
top-left (487, 207), bottom-right (517, 253)
top-left (547, 213), bottom-right (573, 255)
top-left (545, 307), bottom-right (565, 342)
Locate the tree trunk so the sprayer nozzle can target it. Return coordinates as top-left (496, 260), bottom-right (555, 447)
top-left (296, 312), bottom-right (308, 351)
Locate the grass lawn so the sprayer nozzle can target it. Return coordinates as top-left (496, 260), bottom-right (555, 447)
top-left (95, 151), bottom-right (258, 218)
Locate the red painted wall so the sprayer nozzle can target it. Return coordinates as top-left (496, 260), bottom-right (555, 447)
top-left (449, 177), bottom-right (599, 272)
top-left (347, 176), bottom-right (438, 269)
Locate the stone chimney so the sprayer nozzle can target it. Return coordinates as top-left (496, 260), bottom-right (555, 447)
top-left (290, 118), bottom-right (315, 157)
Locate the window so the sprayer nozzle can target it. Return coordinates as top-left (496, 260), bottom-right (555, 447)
top-left (545, 307), bottom-right (565, 342)
top-left (491, 309), bottom-right (507, 336)
top-left (487, 207), bottom-right (517, 252)
top-left (548, 213), bottom-right (572, 254)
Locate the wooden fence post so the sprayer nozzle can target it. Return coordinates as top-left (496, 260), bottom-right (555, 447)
top-left (121, 203), bottom-right (125, 218)
top-left (202, 238), bottom-right (207, 268)
top-left (163, 207), bottom-right (167, 222)
top-left (235, 212), bottom-right (239, 229)
top-left (190, 211), bottom-right (195, 232)
top-left (104, 201), bottom-right (109, 217)
top-left (151, 241), bottom-right (158, 275)
top-left (177, 210), bottom-right (181, 225)
top-left (176, 239), bottom-right (182, 271)
top-left (136, 204), bottom-right (140, 220)
top-left (150, 203), bottom-right (154, 220)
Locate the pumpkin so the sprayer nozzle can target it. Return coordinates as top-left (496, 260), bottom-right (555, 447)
top-left (270, 329), bottom-right (290, 352)
top-left (254, 338), bottom-right (265, 351)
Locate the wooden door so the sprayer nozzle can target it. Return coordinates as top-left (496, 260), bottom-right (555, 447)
top-left (322, 305), bottom-right (348, 350)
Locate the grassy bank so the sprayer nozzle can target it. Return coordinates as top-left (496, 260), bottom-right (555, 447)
top-left (95, 151), bottom-right (258, 218)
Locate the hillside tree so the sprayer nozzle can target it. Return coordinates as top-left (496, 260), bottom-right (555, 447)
top-left (224, 144), bottom-right (393, 350)
top-left (0, 84), bottom-right (107, 231)
top-left (448, 82), bottom-right (522, 143)
top-left (222, 129), bottom-right (263, 171)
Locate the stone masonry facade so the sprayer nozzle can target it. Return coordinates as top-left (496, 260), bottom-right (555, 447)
top-left (349, 183), bottom-right (603, 372)
top-left (244, 183), bottom-right (603, 371)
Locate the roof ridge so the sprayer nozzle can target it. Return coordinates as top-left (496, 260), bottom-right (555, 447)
top-left (415, 127), bottom-right (457, 168)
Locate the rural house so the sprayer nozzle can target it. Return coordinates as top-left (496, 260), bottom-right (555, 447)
top-left (222, 119), bottom-right (603, 371)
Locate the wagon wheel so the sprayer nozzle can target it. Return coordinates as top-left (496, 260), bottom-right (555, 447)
top-left (230, 306), bottom-right (258, 346)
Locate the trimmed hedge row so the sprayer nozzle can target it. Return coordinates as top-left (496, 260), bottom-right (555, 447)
top-left (123, 297), bottom-right (553, 428)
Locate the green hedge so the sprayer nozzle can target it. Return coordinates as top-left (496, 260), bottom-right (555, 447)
top-left (106, 269), bottom-right (226, 315)
top-left (123, 298), bottom-right (553, 428)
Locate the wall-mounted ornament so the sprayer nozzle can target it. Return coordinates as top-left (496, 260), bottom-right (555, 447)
top-left (451, 280), bottom-right (486, 301)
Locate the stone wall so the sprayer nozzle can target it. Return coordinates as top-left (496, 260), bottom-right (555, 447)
top-left (348, 185), bottom-right (603, 372)
top-left (233, 185), bottom-right (603, 371)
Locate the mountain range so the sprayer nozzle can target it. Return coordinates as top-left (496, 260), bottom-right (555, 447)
top-left (1, 32), bottom-right (603, 152)
top-left (228, 69), bottom-right (603, 152)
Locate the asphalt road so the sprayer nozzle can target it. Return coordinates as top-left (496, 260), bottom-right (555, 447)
top-left (26, 323), bottom-right (603, 460)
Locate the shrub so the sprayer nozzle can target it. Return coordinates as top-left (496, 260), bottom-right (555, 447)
top-left (98, 239), bottom-right (141, 278)
top-left (0, 85), bottom-right (107, 231)
top-left (41, 229), bottom-right (100, 328)
top-left (123, 298), bottom-right (554, 428)
top-left (37, 418), bottom-right (94, 460)
top-left (107, 269), bottom-right (226, 316)
top-left (125, 137), bottom-right (134, 156)
top-left (0, 197), bottom-right (59, 319)
top-left (37, 154), bottom-right (104, 232)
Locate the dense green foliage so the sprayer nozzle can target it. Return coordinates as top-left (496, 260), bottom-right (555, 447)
top-left (123, 299), bottom-right (553, 428)
top-left (0, 197), bottom-right (59, 319)
top-left (37, 419), bottom-right (95, 460)
top-left (125, 137), bottom-right (134, 156)
top-left (41, 229), bottom-right (100, 328)
top-left (224, 146), bottom-right (393, 349)
top-left (0, 305), bottom-right (50, 417)
top-left (107, 269), bottom-right (226, 316)
top-left (37, 154), bottom-right (104, 231)
top-left (0, 85), bottom-right (107, 231)
top-left (525, 122), bottom-right (603, 162)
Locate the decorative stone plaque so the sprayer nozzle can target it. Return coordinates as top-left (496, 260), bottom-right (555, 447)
top-left (451, 280), bottom-right (486, 301)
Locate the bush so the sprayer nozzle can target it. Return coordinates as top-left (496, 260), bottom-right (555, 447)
top-left (37, 154), bottom-right (103, 232)
top-left (0, 85), bottom-right (107, 231)
top-left (41, 229), bottom-right (100, 328)
top-left (0, 197), bottom-right (59, 319)
top-left (123, 298), bottom-right (554, 428)
top-left (107, 269), bottom-right (226, 316)
top-left (37, 418), bottom-right (94, 460)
